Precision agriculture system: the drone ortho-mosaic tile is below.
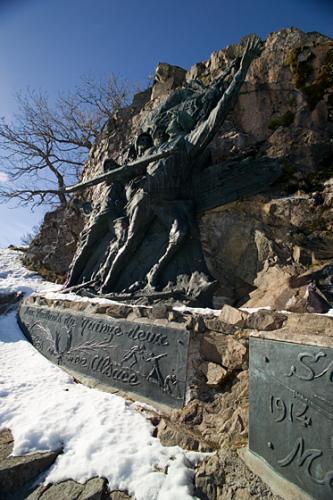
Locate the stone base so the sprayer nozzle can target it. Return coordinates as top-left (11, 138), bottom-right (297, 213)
top-left (248, 331), bottom-right (333, 500)
top-left (18, 293), bottom-right (333, 469)
top-left (18, 294), bottom-right (192, 409)
top-left (239, 448), bottom-right (311, 500)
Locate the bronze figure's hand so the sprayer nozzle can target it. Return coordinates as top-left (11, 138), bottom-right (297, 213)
top-left (241, 35), bottom-right (263, 66)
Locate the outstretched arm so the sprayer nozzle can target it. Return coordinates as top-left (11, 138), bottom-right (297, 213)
top-left (187, 36), bottom-right (263, 158)
top-left (61, 149), bottom-right (174, 194)
top-left (213, 57), bottom-right (239, 93)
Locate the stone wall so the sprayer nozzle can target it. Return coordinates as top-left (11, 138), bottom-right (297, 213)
top-left (19, 292), bottom-right (333, 498)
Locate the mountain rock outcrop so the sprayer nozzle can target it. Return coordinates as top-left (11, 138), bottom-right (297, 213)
top-left (23, 27), bottom-right (333, 310)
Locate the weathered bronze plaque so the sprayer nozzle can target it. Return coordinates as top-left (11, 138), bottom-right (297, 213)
top-left (249, 337), bottom-right (333, 500)
top-left (18, 304), bottom-right (190, 408)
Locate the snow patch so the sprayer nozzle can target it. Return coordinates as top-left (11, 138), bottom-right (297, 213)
top-left (0, 248), bottom-right (61, 297)
top-left (40, 290), bottom-right (150, 309)
top-left (239, 306), bottom-right (272, 313)
top-left (0, 248), bottom-right (205, 498)
top-left (173, 305), bottom-right (220, 316)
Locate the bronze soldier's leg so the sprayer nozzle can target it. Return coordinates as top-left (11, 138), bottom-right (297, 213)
top-left (147, 204), bottom-right (190, 288)
top-left (95, 217), bottom-right (128, 284)
top-left (100, 199), bottom-right (154, 293)
top-left (65, 210), bottom-right (111, 287)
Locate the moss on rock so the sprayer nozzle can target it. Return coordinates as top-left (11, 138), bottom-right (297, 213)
top-left (286, 45), bottom-right (333, 110)
top-left (268, 110), bottom-right (295, 131)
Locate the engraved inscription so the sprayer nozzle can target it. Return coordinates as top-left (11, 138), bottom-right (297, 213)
top-left (286, 351), bottom-right (333, 382)
top-left (249, 337), bottom-right (333, 500)
top-left (278, 437), bottom-right (333, 488)
top-left (270, 395), bottom-right (312, 427)
top-left (18, 304), bottom-right (189, 408)
top-left (90, 355), bottom-right (140, 386)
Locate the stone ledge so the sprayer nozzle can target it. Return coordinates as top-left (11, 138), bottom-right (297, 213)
top-left (239, 448), bottom-right (310, 500)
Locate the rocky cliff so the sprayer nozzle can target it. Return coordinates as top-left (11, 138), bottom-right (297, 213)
top-left (24, 27), bottom-right (333, 310)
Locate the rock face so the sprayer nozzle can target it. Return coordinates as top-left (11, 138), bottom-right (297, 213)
top-left (24, 27), bottom-right (333, 308)
top-left (23, 203), bottom-right (85, 283)
top-left (151, 62), bottom-right (187, 99)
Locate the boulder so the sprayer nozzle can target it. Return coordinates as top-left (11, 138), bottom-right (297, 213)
top-left (204, 362), bottom-right (228, 386)
top-left (27, 478), bottom-right (107, 500)
top-left (245, 310), bottom-right (287, 331)
top-left (200, 332), bottom-right (247, 369)
top-left (151, 63), bottom-right (186, 100)
top-left (0, 429), bottom-right (61, 498)
top-left (219, 304), bottom-right (250, 326)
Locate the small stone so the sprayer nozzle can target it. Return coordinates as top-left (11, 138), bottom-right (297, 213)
top-left (167, 309), bottom-right (184, 322)
top-left (219, 305), bottom-right (249, 326)
top-left (292, 245), bottom-right (312, 265)
top-left (110, 491), bottom-right (132, 500)
top-left (200, 332), bottom-right (248, 369)
top-left (206, 362), bottom-right (228, 386)
top-left (245, 310), bottom-right (287, 331)
top-left (156, 418), bottom-right (200, 450)
top-left (185, 314), bottom-right (206, 333)
top-left (28, 481), bottom-right (84, 499)
top-left (180, 401), bottom-right (203, 426)
top-left (105, 304), bottom-right (133, 318)
top-left (149, 303), bottom-right (168, 319)
top-left (204, 317), bottom-right (235, 334)
top-left (126, 306), bottom-right (148, 320)
top-left (28, 478), bottom-right (108, 500)
top-left (80, 477), bottom-right (107, 500)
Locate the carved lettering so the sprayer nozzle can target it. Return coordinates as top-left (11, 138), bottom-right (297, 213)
top-left (67, 354), bottom-right (88, 367)
top-left (286, 351), bottom-right (333, 382)
top-left (270, 395), bottom-right (312, 427)
top-left (19, 305), bottom-right (188, 407)
top-left (90, 355), bottom-right (140, 386)
top-left (278, 437), bottom-right (333, 488)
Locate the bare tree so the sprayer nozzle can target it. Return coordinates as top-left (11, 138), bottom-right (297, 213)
top-left (0, 76), bottom-right (130, 208)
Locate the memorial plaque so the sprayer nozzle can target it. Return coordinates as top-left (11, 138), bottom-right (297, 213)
top-left (249, 337), bottom-right (333, 500)
top-left (18, 304), bottom-right (190, 408)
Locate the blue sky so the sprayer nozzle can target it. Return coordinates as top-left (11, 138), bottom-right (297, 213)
top-left (0, 0), bottom-right (332, 247)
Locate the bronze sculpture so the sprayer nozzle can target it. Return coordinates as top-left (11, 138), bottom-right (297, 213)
top-left (65, 37), bottom-right (267, 305)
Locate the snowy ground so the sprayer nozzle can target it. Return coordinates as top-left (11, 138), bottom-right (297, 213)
top-left (0, 248), bottom-right (203, 499)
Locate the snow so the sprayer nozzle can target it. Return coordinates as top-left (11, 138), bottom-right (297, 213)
top-left (239, 306), bottom-right (272, 313)
top-left (40, 290), bottom-right (151, 309)
top-left (173, 304), bottom-right (220, 316)
top-left (241, 306), bottom-right (333, 316)
top-left (0, 248), bottom-right (204, 499)
top-left (0, 247), bottom-right (61, 296)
